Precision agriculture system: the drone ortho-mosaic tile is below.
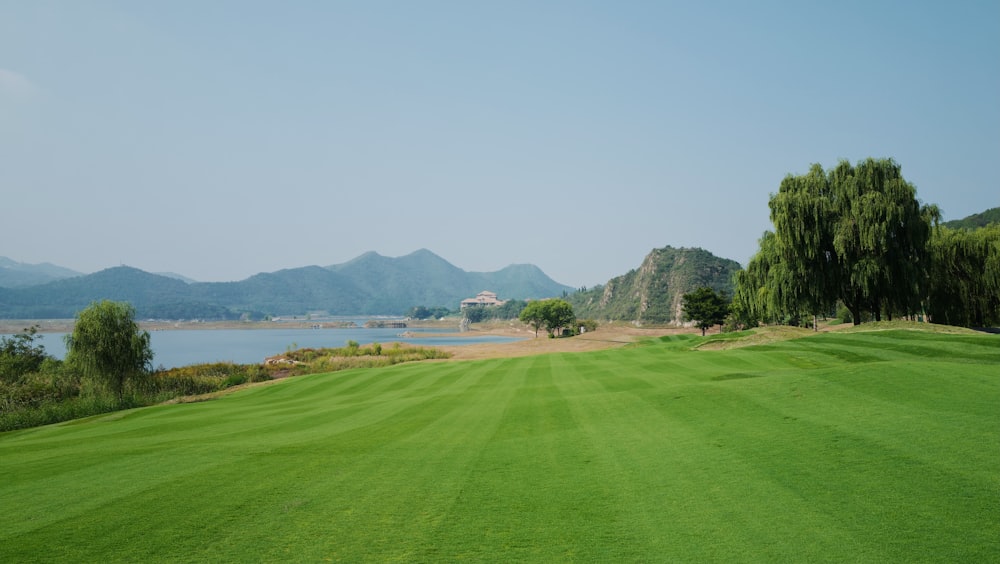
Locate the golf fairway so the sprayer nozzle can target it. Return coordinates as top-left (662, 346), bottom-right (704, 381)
top-left (2, 329), bottom-right (998, 561)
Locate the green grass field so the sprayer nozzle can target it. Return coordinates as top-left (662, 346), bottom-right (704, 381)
top-left (2, 328), bottom-right (998, 562)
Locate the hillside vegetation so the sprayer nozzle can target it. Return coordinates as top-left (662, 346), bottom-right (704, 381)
top-left (568, 246), bottom-right (741, 324)
top-left (2, 327), bottom-right (995, 561)
top-left (941, 206), bottom-right (1000, 230)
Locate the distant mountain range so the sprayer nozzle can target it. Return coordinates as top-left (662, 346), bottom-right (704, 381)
top-left (0, 249), bottom-right (574, 319)
top-left (0, 257), bottom-right (83, 288)
top-left (567, 246), bottom-right (742, 325)
top-left (6, 204), bottom-right (992, 322)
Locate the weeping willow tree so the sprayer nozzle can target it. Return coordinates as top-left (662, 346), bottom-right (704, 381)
top-left (828, 158), bottom-right (937, 323)
top-left (768, 164), bottom-right (839, 329)
top-left (927, 224), bottom-right (1000, 327)
top-left (733, 231), bottom-right (794, 326)
top-left (65, 300), bottom-right (153, 400)
top-left (736, 158), bottom-right (936, 326)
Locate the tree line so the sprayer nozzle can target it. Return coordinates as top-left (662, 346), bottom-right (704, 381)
top-left (732, 158), bottom-right (999, 328)
top-left (409, 299), bottom-right (599, 336)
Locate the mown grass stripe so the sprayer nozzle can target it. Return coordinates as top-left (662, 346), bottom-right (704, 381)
top-left (0, 329), bottom-right (996, 561)
top-left (703, 366), bottom-right (1000, 560)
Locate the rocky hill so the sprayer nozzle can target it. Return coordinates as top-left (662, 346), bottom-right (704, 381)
top-left (567, 246), bottom-right (741, 325)
top-left (0, 249), bottom-right (574, 319)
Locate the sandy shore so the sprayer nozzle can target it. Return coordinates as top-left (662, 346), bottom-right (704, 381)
top-left (430, 322), bottom-right (696, 360)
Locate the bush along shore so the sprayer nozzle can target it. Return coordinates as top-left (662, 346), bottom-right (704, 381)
top-left (1, 325), bottom-right (450, 432)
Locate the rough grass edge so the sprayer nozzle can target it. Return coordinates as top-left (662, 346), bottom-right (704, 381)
top-left (693, 321), bottom-right (981, 351)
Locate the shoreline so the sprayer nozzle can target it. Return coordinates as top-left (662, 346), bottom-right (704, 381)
top-left (0, 318), bottom-right (467, 334)
top-left (2, 318), bottom-right (695, 362)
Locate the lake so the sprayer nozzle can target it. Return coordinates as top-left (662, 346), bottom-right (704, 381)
top-left (18, 326), bottom-right (520, 369)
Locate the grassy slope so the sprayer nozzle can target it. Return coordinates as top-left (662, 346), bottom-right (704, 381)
top-left (1, 330), bottom-right (998, 562)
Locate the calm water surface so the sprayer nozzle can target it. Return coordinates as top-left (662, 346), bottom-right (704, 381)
top-left (24, 326), bottom-right (520, 369)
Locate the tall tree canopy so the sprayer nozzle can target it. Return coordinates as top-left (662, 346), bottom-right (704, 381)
top-left (739, 158), bottom-right (938, 325)
top-left (827, 159), bottom-right (937, 322)
top-left (732, 231), bottom-right (792, 327)
top-left (65, 300), bottom-right (153, 400)
top-left (768, 164), bottom-right (839, 327)
top-left (927, 224), bottom-right (1000, 327)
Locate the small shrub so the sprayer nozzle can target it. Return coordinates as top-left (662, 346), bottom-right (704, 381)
top-left (247, 365), bottom-right (271, 383)
top-left (223, 373), bottom-right (247, 387)
top-left (837, 304), bottom-right (853, 324)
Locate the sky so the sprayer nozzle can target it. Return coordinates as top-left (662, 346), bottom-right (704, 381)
top-left (2, 1), bottom-right (998, 288)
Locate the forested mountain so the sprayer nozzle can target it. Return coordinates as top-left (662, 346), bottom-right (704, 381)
top-left (941, 207), bottom-right (1000, 230)
top-left (567, 246), bottom-right (741, 324)
top-left (0, 257), bottom-right (82, 288)
top-left (325, 250), bottom-right (566, 314)
top-left (0, 250), bottom-right (574, 319)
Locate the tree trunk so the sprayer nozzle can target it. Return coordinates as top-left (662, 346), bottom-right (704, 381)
top-left (846, 292), bottom-right (863, 326)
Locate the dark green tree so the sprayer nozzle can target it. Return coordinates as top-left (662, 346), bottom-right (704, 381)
top-left (407, 306), bottom-right (432, 320)
top-left (492, 299), bottom-right (527, 320)
top-left (769, 164), bottom-right (839, 330)
top-left (519, 300), bottom-right (547, 337)
top-left (518, 299), bottom-right (576, 337)
top-left (541, 299), bottom-right (576, 337)
top-left (682, 287), bottom-right (729, 336)
top-left (827, 158), bottom-right (935, 323)
top-left (0, 325), bottom-right (50, 383)
top-left (927, 224), bottom-right (1000, 326)
top-left (65, 300), bottom-right (153, 400)
top-left (462, 305), bottom-right (489, 323)
top-left (409, 306), bottom-right (452, 320)
top-left (429, 307), bottom-right (452, 319)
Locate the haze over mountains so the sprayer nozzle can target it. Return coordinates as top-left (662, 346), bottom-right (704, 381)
top-left (7, 205), bottom-right (992, 322)
top-left (0, 249), bottom-right (575, 319)
top-left (0, 257), bottom-right (83, 289)
top-left (0, 246), bottom-right (747, 324)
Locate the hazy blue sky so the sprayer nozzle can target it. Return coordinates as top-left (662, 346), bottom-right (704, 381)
top-left (2, 1), bottom-right (997, 287)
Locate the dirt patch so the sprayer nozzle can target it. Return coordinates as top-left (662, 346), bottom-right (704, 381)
top-left (435, 323), bottom-right (697, 360)
top-left (695, 326), bottom-right (818, 350)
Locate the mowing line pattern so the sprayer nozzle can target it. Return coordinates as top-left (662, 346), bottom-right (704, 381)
top-left (1, 330), bottom-right (997, 561)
